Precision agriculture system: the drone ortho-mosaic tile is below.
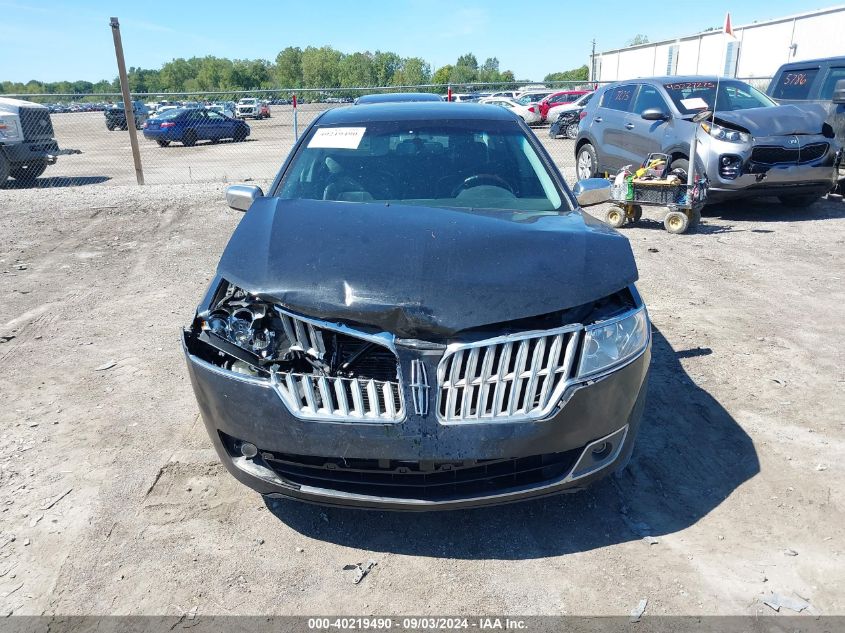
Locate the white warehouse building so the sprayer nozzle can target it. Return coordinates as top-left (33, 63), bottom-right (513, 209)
top-left (592, 5), bottom-right (845, 86)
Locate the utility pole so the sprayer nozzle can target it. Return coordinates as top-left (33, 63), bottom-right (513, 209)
top-left (110, 17), bottom-right (144, 185)
top-left (590, 39), bottom-right (596, 82)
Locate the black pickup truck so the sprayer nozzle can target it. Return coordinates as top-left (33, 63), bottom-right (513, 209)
top-left (104, 100), bottom-right (149, 131)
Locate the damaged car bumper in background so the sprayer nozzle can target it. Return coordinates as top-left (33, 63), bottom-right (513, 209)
top-left (183, 277), bottom-right (650, 511)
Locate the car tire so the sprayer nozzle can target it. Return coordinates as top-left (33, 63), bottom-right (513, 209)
top-left (182, 130), bottom-right (197, 147)
top-left (156, 140), bottom-right (170, 147)
top-left (233, 127), bottom-right (247, 142)
top-left (669, 158), bottom-right (689, 181)
top-left (778, 194), bottom-right (819, 208)
top-left (10, 160), bottom-right (47, 184)
top-left (106, 122), bottom-right (115, 131)
top-left (576, 144), bottom-right (598, 180)
top-left (565, 122), bottom-right (579, 140)
top-left (120, 123), bottom-right (128, 131)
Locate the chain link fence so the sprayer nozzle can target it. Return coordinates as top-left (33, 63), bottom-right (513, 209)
top-left (1, 81), bottom-right (611, 190)
top-left (3, 78), bottom-right (775, 191)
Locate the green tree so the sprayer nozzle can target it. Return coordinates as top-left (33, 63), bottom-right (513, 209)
top-left (456, 53), bottom-right (479, 70)
top-left (274, 46), bottom-right (303, 88)
top-left (393, 57), bottom-right (431, 86)
top-left (544, 65), bottom-right (589, 83)
top-left (627, 34), bottom-right (649, 46)
top-left (301, 46), bottom-right (343, 87)
top-left (372, 51), bottom-right (401, 86)
top-left (431, 64), bottom-right (453, 87)
top-left (339, 52), bottom-right (375, 87)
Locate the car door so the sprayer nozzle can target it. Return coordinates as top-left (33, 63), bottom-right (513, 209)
top-left (591, 84), bottom-right (637, 172)
top-left (622, 84), bottom-right (671, 165)
top-left (205, 110), bottom-right (229, 139)
top-left (818, 66), bottom-right (845, 143)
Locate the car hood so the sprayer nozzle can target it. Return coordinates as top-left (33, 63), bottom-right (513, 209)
top-left (217, 198), bottom-right (638, 338)
top-left (714, 104), bottom-right (830, 136)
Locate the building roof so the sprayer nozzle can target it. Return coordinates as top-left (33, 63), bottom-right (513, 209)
top-left (597, 4), bottom-right (845, 56)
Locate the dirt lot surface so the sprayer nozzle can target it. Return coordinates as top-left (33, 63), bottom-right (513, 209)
top-left (1, 180), bottom-right (844, 615)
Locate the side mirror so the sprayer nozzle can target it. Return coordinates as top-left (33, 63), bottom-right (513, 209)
top-left (641, 108), bottom-right (670, 121)
top-left (833, 79), bottom-right (845, 105)
top-left (226, 184), bottom-right (263, 212)
top-left (573, 178), bottom-right (612, 207)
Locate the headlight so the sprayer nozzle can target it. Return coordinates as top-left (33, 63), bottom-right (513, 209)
top-left (577, 308), bottom-right (649, 378)
top-left (0, 117), bottom-right (21, 141)
top-left (701, 121), bottom-right (750, 144)
top-left (199, 282), bottom-right (289, 361)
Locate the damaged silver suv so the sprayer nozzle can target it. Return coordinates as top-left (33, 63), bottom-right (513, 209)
top-left (183, 101), bottom-right (651, 510)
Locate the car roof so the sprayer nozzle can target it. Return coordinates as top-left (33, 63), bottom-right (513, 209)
top-left (775, 55), bottom-right (845, 68)
top-left (318, 102), bottom-right (517, 123)
top-left (355, 92), bottom-right (442, 104)
top-left (612, 75), bottom-right (736, 85)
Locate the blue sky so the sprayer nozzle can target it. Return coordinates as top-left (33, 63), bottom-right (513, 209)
top-left (0, 0), bottom-right (830, 83)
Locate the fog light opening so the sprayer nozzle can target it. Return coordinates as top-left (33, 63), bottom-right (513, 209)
top-left (240, 442), bottom-right (258, 459)
top-left (591, 441), bottom-right (612, 460)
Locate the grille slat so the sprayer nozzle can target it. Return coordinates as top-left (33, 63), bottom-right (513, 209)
top-left (271, 310), bottom-right (403, 422)
top-left (275, 373), bottom-right (403, 421)
top-left (438, 328), bottom-right (581, 422)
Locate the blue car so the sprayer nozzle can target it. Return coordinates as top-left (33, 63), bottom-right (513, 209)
top-left (142, 108), bottom-right (250, 147)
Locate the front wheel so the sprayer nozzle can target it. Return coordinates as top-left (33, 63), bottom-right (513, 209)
top-left (576, 144), bottom-right (598, 180)
top-left (233, 127), bottom-right (247, 142)
top-left (106, 122), bottom-right (115, 131)
top-left (156, 140), bottom-right (170, 147)
top-left (778, 194), bottom-right (819, 208)
top-left (10, 160), bottom-right (47, 184)
top-left (669, 158), bottom-right (689, 182)
top-left (565, 122), bottom-right (579, 140)
top-left (0, 154), bottom-right (10, 185)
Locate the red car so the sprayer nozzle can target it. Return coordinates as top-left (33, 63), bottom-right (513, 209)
top-left (538, 90), bottom-right (589, 121)
top-left (259, 102), bottom-right (271, 118)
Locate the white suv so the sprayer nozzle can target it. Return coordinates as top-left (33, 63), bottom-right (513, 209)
top-left (236, 98), bottom-right (260, 119)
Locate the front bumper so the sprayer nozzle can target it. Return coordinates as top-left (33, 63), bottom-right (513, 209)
top-left (183, 331), bottom-right (650, 510)
top-left (2, 139), bottom-right (60, 164)
top-left (701, 134), bottom-right (839, 199)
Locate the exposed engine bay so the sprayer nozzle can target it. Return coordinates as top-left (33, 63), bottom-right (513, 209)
top-left (186, 281), bottom-right (399, 384)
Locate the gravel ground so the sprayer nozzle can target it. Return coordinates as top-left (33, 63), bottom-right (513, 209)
top-left (0, 181), bottom-right (843, 617)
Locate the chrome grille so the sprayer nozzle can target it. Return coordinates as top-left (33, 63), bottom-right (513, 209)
top-left (437, 326), bottom-right (581, 423)
top-left (274, 373), bottom-right (403, 422)
top-left (270, 309), bottom-right (404, 422)
top-left (276, 310), bottom-right (327, 359)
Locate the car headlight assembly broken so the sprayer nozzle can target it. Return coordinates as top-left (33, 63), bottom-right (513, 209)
top-left (190, 281), bottom-right (398, 384)
top-left (577, 308), bottom-right (649, 378)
